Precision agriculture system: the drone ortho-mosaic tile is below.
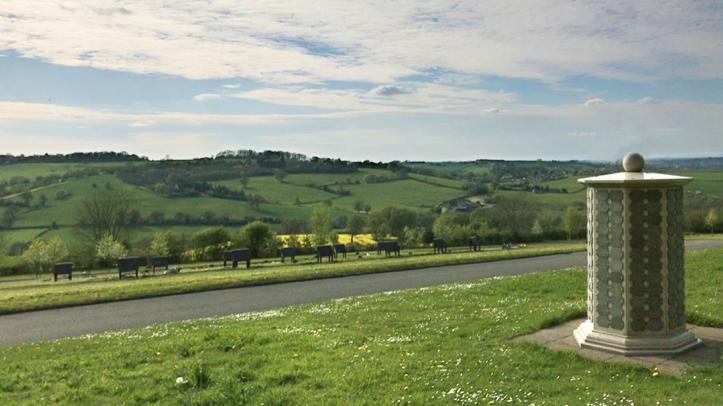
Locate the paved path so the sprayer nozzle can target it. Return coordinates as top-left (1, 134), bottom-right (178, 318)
top-left (1, 240), bottom-right (721, 346)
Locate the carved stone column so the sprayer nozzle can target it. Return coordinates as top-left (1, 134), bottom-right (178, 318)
top-left (573, 153), bottom-right (702, 355)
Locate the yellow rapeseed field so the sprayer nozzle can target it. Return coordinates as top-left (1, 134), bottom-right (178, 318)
top-left (277, 233), bottom-right (378, 246)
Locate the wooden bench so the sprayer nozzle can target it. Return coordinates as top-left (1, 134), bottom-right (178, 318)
top-left (223, 248), bottom-right (252, 269)
top-left (333, 244), bottom-right (348, 259)
top-left (118, 256), bottom-right (140, 279)
top-left (376, 241), bottom-right (401, 257)
top-left (468, 236), bottom-right (481, 252)
top-left (316, 245), bottom-right (335, 263)
top-left (53, 262), bottom-right (73, 282)
top-left (150, 256), bottom-right (170, 273)
top-left (279, 247), bottom-right (296, 263)
top-left (433, 238), bottom-right (447, 254)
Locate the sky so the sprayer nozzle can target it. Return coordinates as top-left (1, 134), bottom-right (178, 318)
top-left (1, 1), bottom-right (722, 161)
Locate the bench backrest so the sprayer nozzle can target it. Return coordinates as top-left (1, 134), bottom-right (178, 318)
top-left (53, 262), bottom-right (72, 275)
top-left (150, 256), bottom-right (170, 267)
top-left (316, 245), bottom-right (335, 257)
top-left (118, 257), bottom-right (140, 272)
top-left (377, 241), bottom-right (400, 251)
top-left (469, 236), bottom-right (480, 244)
top-left (224, 248), bottom-right (252, 261)
top-left (433, 238), bottom-right (447, 248)
top-left (280, 247), bottom-right (296, 256)
top-left (333, 244), bottom-right (347, 253)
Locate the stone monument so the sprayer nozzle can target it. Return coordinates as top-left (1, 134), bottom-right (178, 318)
top-left (573, 153), bottom-right (702, 355)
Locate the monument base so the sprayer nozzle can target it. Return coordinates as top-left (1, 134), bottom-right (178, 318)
top-left (573, 320), bottom-right (702, 356)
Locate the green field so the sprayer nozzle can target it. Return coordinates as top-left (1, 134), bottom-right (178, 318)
top-left (0, 247), bottom-right (720, 405)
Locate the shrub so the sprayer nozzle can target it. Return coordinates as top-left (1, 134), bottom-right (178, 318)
top-left (22, 237), bottom-right (70, 278)
top-left (237, 221), bottom-right (277, 258)
top-left (95, 234), bottom-right (127, 267)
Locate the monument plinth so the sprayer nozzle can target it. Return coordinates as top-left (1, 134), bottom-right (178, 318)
top-left (573, 153), bottom-right (702, 355)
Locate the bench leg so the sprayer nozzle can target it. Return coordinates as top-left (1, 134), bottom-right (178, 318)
top-left (69, 273), bottom-right (72, 281)
top-left (54, 274), bottom-right (57, 282)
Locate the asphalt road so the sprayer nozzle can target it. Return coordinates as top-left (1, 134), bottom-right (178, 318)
top-left (1, 240), bottom-right (721, 347)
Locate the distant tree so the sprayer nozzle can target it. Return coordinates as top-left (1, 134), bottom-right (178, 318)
top-left (294, 197), bottom-right (302, 207)
top-left (347, 215), bottom-right (366, 244)
top-left (248, 195), bottom-right (265, 209)
top-left (273, 169), bottom-right (288, 183)
top-left (372, 206), bottom-right (417, 240)
top-left (1, 206), bottom-right (20, 228)
top-left (148, 210), bottom-right (166, 225)
top-left (191, 227), bottom-right (231, 250)
top-left (531, 220), bottom-right (544, 237)
top-left (239, 175), bottom-right (249, 188)
top-left (354, 201), bottom-right (365, 213)
top-left (364, 203), bottom-right (372, 214)
top-left (279, 218), bottom-right (307, 234)
top-left (148, 232), bottom-right (171, 258)
top-left (75, 190), bottom-right (130, 243)
top-left (562, 206), bottom-right (586, 240)
top-left (433, 213), bottom-right (475, 246)
top-left (421, 229), bottom-right (435, 245)
top-left (238, 221), bottom-right (277, 257)
top-left (127, 209), bottom-right (142, 225)
top-left (95, 234), bottom-right (127, 267)
top-left (174, 212), bottom-right (191, 224)
top-left (22, 237), bottom-right (69, 278)
top-left (705, 208), bottom-right (719, 234)
top-left (402, 226), bottom-right (425, 247)
top-left (55, 190), bottom-right (71, 201)
top-left (310, 204), bottom-right (333, 246)
top-left (201, 210), bottom-right (217, 224)
top-left (367, 212), bottom-right (390, 241)
top-left (19, 191), bottom-right (33, 207)
top-left (36, 193), bottom-right (48, 208)
top-left (486, 196), bottom-right (538, 235)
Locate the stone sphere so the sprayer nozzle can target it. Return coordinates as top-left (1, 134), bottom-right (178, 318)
top-left (623, 153), bottom-right (645, 172)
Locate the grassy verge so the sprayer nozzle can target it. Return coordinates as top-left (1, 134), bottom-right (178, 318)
top-left (686, 233), bottom-right (723, 240)
top-left (0, 249), bottom-right (720, 405)
top-left (0, 243), bottom-right (584, 315)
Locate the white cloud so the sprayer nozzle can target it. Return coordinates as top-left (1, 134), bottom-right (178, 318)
top-left (584, 98), bottom-right (606, 108)
top-left (230, 83), bottom-right (515, 114)
top-left (1, 1), bottom-right (721, 84)
top-left (129, 120), bottom-right (156, 128)
top-left (222, 83), bottom-right (242, 89)
top-left (193, 93), bottom-right (222, 102)
top-left (484, 108), bottom-right (501, 114)
top-left (636, 97), bottom-right (659, 104)
top-left (369, 85), bottom-right (409, 96)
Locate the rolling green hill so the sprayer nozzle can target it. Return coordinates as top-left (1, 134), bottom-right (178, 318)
top-left (1, 156), bottom-right (721, 251)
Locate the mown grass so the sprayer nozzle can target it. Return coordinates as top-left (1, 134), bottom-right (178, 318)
top-left (0, 243), bottom-right (584, 315)
top-left (0, 249), bottom-right (720, 405)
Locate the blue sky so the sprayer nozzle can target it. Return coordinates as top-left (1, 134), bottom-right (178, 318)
top-left (1, 1), bottom-right (722, 161)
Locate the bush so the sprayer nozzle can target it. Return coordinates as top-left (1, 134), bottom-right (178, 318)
top-left (237, 221), bottom-right (277, 258)
top-left (95, 234), bottom-right (127, 267)
top-left (22, 237), bottom-right (70, 278)
top-left (191, 227), bottom-right (232, 250)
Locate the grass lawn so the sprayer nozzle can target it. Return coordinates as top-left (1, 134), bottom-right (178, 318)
top-left (0, 243), bottom-right (584, 314)
top-left (0, 249), bottom-right (720, 405)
